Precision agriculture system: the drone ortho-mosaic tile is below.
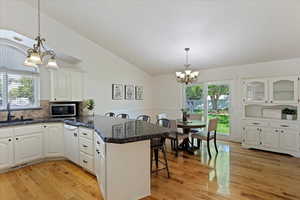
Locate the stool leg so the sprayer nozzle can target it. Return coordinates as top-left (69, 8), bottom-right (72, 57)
top-left (162, 145), bottom-right (170, 178)
top-left (207, 138), bottom-right (212, 158)
top-left (214, 131), bottom-right (218, 154)
top-left (197, 139), bottom-right (200, 149)
top-left (175, 138), bottom-right (178, 157)
top-left (154, 149), bottom-right (159, 174)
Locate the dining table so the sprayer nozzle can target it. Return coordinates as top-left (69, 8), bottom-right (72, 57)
top-left (176, 119), bottom-right (206, 153)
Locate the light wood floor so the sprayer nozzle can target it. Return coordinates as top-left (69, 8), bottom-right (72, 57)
top-left (0, 141), bottom-right (300, 200)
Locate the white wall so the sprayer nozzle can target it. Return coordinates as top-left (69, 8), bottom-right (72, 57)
top-left (1, 0), bottom-right (154, 118)
top-left (152, 58), bottom-right (300, 142)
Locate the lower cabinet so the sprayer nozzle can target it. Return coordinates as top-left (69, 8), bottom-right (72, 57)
top-left (14, 133), bottom-right (43, 165)
top-left (0, 137), bottom-right (14, 169)
top-left (44, 123), bottom-right (64, 157)
top-left (242, 120), bottom-right (300, 156)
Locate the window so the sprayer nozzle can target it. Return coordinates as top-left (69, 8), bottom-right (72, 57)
top-left (0, 72), bottom-right (40, 110)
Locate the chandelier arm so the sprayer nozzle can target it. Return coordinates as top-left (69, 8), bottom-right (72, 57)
top-left (38, 0), bottom-right (41, 37)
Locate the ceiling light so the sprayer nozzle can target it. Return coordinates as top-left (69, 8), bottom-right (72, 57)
top-left (176, 48), bottom-right (199, 84)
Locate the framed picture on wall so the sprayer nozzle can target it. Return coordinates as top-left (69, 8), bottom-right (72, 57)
top-left (112, 84), bottom-right (123, 100)
top-left (125, 85), bottom-right (135, 100)
top-left (135, 86), bottom-right (143, 100)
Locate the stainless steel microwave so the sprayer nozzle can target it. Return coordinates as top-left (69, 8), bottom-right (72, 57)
top-left (50, 104), bottom-right (77, 117)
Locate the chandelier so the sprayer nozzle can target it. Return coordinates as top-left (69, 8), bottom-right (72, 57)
top-left (176, 48), bottom-right (199, 84)
top-left (24, 0), bottom-right (59, 69)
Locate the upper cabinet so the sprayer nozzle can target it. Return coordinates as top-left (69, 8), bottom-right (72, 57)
top-left (243, 79), bottom-right (268, 104)
top-left (50, 69), bottom-right (83, 102)
top-left (243, 76), bottom-right (299, 104)
top-left (269, 77), bottom-right (298, 104)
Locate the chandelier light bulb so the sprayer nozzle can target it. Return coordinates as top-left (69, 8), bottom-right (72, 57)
top-left (47, 57), bottom-right (59, 69)
top-left (29, 52), bottom-right (42, 65)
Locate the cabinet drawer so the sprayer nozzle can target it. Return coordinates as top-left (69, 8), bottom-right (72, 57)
top-left (80, 152), bottom-right (94, 172)
top-left (79, 137), bottom-right (94, 155)
top-left (269, 122), bottom-right (299, 130)
top-left (244, 120), bottom-right (269, 127)
top-left (79, 127), bottom-right (93, 140)
top-left (14, 125), bottom-right (42, 136)
top-left (0, 127), bottom-right (14, 139)
top-left (95, 134), bottom-right (105, 157)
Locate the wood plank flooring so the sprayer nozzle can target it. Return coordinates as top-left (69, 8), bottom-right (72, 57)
top-left (0, 141), bottom-right (300, 200)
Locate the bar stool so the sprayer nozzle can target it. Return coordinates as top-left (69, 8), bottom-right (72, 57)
top-left (136, 115), bottom-right (151, 122)
top-left (116, 113), bottom-right (129, 119)
top-left (151, 118), bottom-right (170, 178)
top-left (105, 112), bottom-right (115, 117)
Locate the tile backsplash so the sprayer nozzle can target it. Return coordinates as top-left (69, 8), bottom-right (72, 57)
top-left (0, 100), bottom-right (50, 121)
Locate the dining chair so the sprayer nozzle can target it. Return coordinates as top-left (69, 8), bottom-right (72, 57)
top-left (156, 113), bottom-right (167, 120)
top-left (105, 112), bottom-right (115, 117)
top-left (136, 115), bottom-right (151, 123)
top-left (166, 120), bottom-right (188, 157)
top-left (188, 113), bottom-right (202, 132)
top-left (150, 118), bottom-right (170, 178)
top-left (191, 118), bottom-right (218, 158)
top-left (116, 113), bottom-right (129, 119)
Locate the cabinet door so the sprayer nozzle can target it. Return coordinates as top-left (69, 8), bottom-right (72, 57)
top-left (261, 128), bottom-right (279, 148)
top-left (0, 138), bottom-right (14, 169)
top-left (279, 129), bottom-right (299, 152)
top-left (243, 126), bottom-right (261, 146)
top-left (15, 134), bottom-right (43, 165)
top-left (51, 69), bottom-right (71, 101)
top-left (243, 79), bottom-right (268, 103)
top-left (70, 71), bottom-right (83, 101)
top-left (44, 124), bottom-right (64, 157)
top-left (269, 76), bottom-right (298, 104)
top-left (99, 154), bottom-right (106, 198)
top-left (64, 127), bottom-right (79, 164)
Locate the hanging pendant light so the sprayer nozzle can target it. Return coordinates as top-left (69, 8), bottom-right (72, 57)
top-left (176, 48), bottom-right (199, 84)
top-left (24, 0), bottom-right (59, 69)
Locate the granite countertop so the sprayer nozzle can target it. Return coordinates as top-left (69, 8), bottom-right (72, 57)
top-left (65, 115), bottom-right (171, 144)
top-left (0, 115), bottom-right (171, 144)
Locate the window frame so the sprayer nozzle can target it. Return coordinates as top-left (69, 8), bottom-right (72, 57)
top-left (0, 70), bottom-right (40, 110)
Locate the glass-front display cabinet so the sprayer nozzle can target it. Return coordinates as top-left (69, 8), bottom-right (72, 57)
top-left (270, 77), bottom-right (298, 104)
top-left (243, 79), bottom-right (268, 104)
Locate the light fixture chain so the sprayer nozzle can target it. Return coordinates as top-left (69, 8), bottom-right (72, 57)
top-left (38, 0), bottom-right (41, 37)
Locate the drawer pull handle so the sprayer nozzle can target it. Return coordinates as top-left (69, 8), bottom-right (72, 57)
top-left (253, 123), bottom-right (259, 125)
top-left (97, 141), bottom-right (100, 145)
top-left (280, 125), bottom-right (289, 127)
top-left (83, 133), bottom-right (88, 136)
top-left (83, 160), bottom-right (88, 164)
top-left (74, 133), bottom-right (77, 137)
top-left (83, 145), bottom-right (88, 148)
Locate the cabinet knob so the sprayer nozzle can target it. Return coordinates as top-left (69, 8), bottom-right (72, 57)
top-left (74, 133), bottom-right (77, 137)
top-left (270, 100), bottom-right (273, 103)
top-left (265, 100), bottom-right (268, 103)
top-left (275, 129), bottom-right (278, 132)
top-left (16, 138), bottom-right (19, 140)
top-left (97, 141), bottom-right (100, 145)
top-left (8, 139), bottom-right (11, 142)
top-left (83, 160), bottom-right (88, 164)
top-left (83, 145), bottom-right (88, 148)
top-left (83, 133), bottom-right (87, 136)
top-left (281, 130), bottom-right (284, 133)
top-left (96, 150), bottom-right (100, 154)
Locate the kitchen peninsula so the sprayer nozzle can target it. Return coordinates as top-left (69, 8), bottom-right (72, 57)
top-left (0, 115), bottom-right (171, 200)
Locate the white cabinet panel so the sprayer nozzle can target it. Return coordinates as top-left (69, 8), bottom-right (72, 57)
top-left (269, 76), bottom-right (298, 104)
top-left (279, 129), bottom-right (299, 152)
top-left (44, 123), bottom-right (64, 157)
top-left (15, 133), bottom-right (43, 165)
top-left (51, 69), bottom-right (83, 101)
top-left (79, 137), bottom-right (93, 155)
top-left (261, 128), bottom-right (279, 148)
top-left (243, 126), bottom-right (261, 146)
top-left (243, 79), bottom-right (268, 103)
top-left (70, 71), bottom-right (83, 101)
top-left (0, 138), bottom-right (13, 169)
top-left (64, 125), bottom-right (79, 165)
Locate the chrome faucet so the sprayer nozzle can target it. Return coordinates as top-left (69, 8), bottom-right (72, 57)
top-left (7, 103), bottom-right (15, 121)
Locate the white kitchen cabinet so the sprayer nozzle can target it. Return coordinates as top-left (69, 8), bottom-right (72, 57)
top-left (279, 129), bottom-right (299, 152)
top-left (44, 123), bottom-right (64, 157)
top-left (64, 125), bottom-right (79, 165)
top-left (261, 128), bottom-right (279, 148)
top-left (14, 133), bottom-right (43, 165)
top-left (0, 137), bottom-right (14, 169)
top-left (50, 69), bottom-right (83, 102)
top-left (243, 126), bottom-right (261, 146)
top-left (50, 69), bottom-right (71, 101)
top-left (269, 76), bottom-right (298, 104)
top-left (243, 79), bottom-right (268, 104)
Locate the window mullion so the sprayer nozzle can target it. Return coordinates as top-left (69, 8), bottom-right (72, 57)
top-left (3, 72), bottom-right (8, 109)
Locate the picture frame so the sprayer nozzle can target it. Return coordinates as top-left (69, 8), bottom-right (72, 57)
top-left (135, 86), bottom-right (143, 100)
top-left (125, 85), bottom-right (135, 100)
top-left (112, 84), bottom-right (123, 100)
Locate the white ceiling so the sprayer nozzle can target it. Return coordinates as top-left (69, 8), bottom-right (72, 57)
top-left (20, 0), bottom-right (300, 75)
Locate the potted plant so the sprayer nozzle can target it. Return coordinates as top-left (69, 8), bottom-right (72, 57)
top-left (83, 99), bottom-right (95, 116)
top-left (282, 108), bottom-right (296, 120)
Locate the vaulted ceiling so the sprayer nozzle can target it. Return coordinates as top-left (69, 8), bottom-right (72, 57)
top-left (20, 0), bottom-right (300, 75)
